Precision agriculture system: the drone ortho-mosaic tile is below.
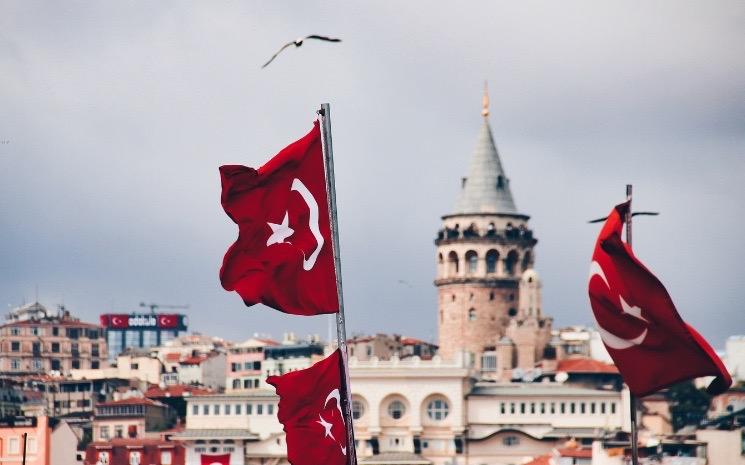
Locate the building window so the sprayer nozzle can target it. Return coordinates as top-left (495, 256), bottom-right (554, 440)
top-left (161, 451), bottom-right (172, 465)
top-left (10, 327), bottom-right (20, 336)
top-left (115, 426), bottom-right (123, 438)
top-left (203, 405), bottom-right (209, 415)
top-left (257, 404), bottom-right (263, 415)
top-left (601, 403), bottom-right (606, 414)
top-left (580, 402), bottom-right (586, 414)
top-left (235, 404), bottom-right (242, 415)
top-left (503, 436), bottom-right (520, 447)
top-left (590, 402), bottom-right (596, 414)
top-left (268, 404), bottom-right (274, 415)
top-left (468, 308), bottom-right (477, 321)
top-left (51, 342), bottom-right (60, 353)
top-left (510, 403), bottom-right (515, 414)
top-left (530, 403), bottom-right (536, 414)
top-left (214, 404), bottom-right (220, 415)
top-left (500, 402), bottom-right (505, 414)
top-left (426, 399), bottom-right (449, 420)
top-left (192, 405), bottom-right (198, 416)
top-left (352, 400), bottom-right (365, 420)
top-left (246, 403), bottom-right (253, 415)
top-left (32, 359), bottom-right (42, 371)
top-left (570, 403), bottom-right (576, 414)
top-left (72, 359), bottom-right (80, 369)
top-left (128, 451), bottom-right (141, 465)
top-left (520, 403), bottom-right (526, 414)
top-left (550, 402), bottom-right (556, 414)
top-left (243, 379), bottom-right (251, 389)
top-left (10, 359), bottom-right (21, 370)
top-left (388, 400), bottom-right (406, 420)
top-left (486, 250), bottom-right (499, 274)
top-left (98, 451), bottom-right (110, 464)
top-left (225, 404), bottom-right (231, 415)
top-left (560, 403), bottom-right (565, 414)
top-left (481, 353), bottom-right (497, 372)
top-left (611, 402), bottom-right (617, 414)
top-left (540, 403), bottom-right (546, 414)
top-left (8, 437), bottom-right (19, 454)
top-left (447, 251), bottom-right (459, 276)
top-left (505, 250), bottom-right (518, 276)
top-left (130, 362), bottom-right (139, 370)
top-left (466, 251), bottom-right (478, 274)
top-left (92, 361), bottom-right (99, 369)
top-left (10, 341), bottom-right (20, 352)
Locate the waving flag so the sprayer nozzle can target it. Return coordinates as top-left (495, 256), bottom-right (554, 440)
top-left (588, 201), bottom-right (731, 396)
top-left (267, 349), bottom-right (349, 465)
top-left (220, 121), bottom-right (338, 315)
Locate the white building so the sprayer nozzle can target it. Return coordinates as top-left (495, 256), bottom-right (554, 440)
top-left (724, 335), bottom-right (745, 382)
top-left (174, 391), bottom-right (285, 465)
top-left (178, 352), bottom-right (227, 390)
top-left (350, 355), bottom-right (469, 465)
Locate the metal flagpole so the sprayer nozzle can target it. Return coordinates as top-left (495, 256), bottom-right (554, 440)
top-left (318, 103), bottom-right (358, 465)
top-left (625, 184), bottom-right (640, 465)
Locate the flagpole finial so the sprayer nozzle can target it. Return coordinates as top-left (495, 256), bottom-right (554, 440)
top-left (482, 80), bottom-right (490, 118)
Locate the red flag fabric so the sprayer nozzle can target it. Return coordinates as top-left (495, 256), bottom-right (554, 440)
top-left (588, 201), bottom-right (731, 396)
top-left (201, 453), bottom-right (230, 465)
top-left (219, 121), bottom-right (339, 315)
top-left (267, 349), bottom-right (348, 465)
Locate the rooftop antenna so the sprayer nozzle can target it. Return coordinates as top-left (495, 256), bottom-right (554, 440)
top-left (482, 80), bottom-right (490, 118)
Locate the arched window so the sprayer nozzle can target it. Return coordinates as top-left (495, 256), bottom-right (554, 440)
top-left (387, 400), bottom-right (406, 420)
top-left (352, 399), bottom-right (365, 420)
top-left (486, 250), bottom-right (499, 273)
top-left (521, 251), bottom-right (532, 272)
top-left (505, 250), bottom-right (519, 276)
top-left (465, 251), bottom-right (478, 274)
top-left (468, 308), bottom-right (476, 321)
top-left (447, 251), bottom-right (459, 276)
top-left (426, 399), bottom-right (450, 420)
top-left (438, 253), bottom-right (443, 264)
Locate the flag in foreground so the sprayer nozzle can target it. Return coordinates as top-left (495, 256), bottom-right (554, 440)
top-left (588, 201), bottom-right (731, 396)
top-left (220, 121), bottom-right (339, 315)
top-left (267, 349), bottom-right (348, 465)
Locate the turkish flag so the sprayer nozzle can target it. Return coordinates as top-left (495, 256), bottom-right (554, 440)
top-left (200, 454), bottom-right (230, 465)
top-left (219, 121), bottom-right (339, 315)
top-left (157, 314), bottom-right (179, 329)
top-left (267, 349), bottom-right (349, 465)
top-left (588, 201), bottom-right (731, 396)
top-left (104, 314), bottom-right (129, 329)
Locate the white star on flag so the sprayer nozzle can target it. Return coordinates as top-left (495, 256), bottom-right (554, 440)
top-left (266, 212), bottom-right (294, 246)
top-left (316, 414), bottom-right (335, 441)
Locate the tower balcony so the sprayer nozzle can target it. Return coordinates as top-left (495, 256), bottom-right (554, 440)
top-left (435, 226), bottom-right (537, 247)
top-left (434, 276), bottom-right (520, 287)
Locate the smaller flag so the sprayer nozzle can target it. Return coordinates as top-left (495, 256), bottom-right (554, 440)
top-left (219, 121), bottom-right (339, 316)
top-left (201, 453), bottom-right (230, 465)
top-left (588, 201), bottom-right (731, 396)
top-left (267, 349), bottom-right (348, 465)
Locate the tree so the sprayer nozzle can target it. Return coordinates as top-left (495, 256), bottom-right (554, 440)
top-left (666, 380), bottom-right (711, 431)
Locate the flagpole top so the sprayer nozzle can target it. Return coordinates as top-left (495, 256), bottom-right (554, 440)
top-left (482, 81), bottom-right (490, 118)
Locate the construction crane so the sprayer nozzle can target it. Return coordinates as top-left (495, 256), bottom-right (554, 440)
top-left (139, 302), bottom-right (190, 313)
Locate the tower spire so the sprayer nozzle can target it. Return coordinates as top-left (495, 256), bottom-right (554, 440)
top-left (482, 80), bottom-right (489, 118)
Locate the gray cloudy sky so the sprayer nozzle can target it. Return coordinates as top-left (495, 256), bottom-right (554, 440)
top-left (1, 1), bottom-right (744, 349)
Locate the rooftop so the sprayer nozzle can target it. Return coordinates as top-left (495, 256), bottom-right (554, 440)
top-left (556, 357), bottom-right (619, 374)
top-left (144, 384), bottom-right (212, 398)
top-left (452, 90), bottom-right (518, 216)
top-left (96, 397), bottom-right (165, 408)
top-left (469, 383), bottom-right (620, 398)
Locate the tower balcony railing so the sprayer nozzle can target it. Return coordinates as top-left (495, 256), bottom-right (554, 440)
top-left (435, 226), bottom-right (535, 246)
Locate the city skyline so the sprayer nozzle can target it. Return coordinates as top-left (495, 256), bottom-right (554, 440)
top-left (1, 2), bottom-right (744, 350)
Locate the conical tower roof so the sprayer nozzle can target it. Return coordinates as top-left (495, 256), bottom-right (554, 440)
top-left (453, 102), bottom-right (518, 215)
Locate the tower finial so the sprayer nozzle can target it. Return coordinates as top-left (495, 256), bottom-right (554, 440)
top-left (481, 80), bottom-right (490, 117)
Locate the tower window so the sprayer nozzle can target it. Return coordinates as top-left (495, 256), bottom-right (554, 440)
top-left (486, 249), bottom-right (499, 273)
top-left (451, 294), bottom-right (456, 302)
top-left (497, 175), bottom-right (504, 189)
top-left (508, 308), bottom-right (517, 317)
top-left (489, 292), bottom-right (495, 301)
top-left (447, 251), bottom-right (459, 276)
top-left (465, 250), bottom-right (478, 274)
top-left (522, 251), bottom-right (532, 272)
top-left (504, 250), bottom-right (518, 276)
top-left (468, 308), bottom-right (476, 321)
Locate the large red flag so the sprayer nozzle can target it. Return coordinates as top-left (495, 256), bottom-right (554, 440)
top-left (588, 201), bottom-right (731, 396)
top-left (219, 121), bottom-right (339, 315)
top-left (267, 349), bottom-right (348, 465)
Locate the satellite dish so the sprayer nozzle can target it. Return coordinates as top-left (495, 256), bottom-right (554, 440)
top-left (555, 371), bottom-right (569, 384)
